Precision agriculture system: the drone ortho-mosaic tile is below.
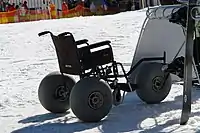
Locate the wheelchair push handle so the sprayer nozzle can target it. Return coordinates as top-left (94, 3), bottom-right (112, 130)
top-left (38, 31), bottom-right (72, 37)
top-left (38, 31), bottom-right (53, 37)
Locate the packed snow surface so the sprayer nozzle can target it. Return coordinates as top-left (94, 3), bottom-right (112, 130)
top-left (1, 9), bottom-right (200, 133)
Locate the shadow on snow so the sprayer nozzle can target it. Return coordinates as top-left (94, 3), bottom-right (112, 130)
top-left (12, 88), bottom-right (200, 133)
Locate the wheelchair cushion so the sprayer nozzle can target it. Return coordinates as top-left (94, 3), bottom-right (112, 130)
top-left (81, 41), bottom-right (114, 70)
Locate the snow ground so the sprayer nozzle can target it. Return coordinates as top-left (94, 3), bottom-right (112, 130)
top-left (1, 9), bottom-right (200, 133)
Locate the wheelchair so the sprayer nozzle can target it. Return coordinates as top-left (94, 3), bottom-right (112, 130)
top-left (37, 30), bottom-right (172, 122)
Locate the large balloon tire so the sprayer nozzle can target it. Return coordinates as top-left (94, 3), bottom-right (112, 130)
top-left (38, 71), bottom-right (75, 113)
top-left (70, 77), bottom-right (112, 122)
top-left (136, 62), bottom-right (172, 104)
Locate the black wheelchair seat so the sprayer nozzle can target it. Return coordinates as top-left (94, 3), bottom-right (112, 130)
top-left (38, 31), bottom-right (114, 76)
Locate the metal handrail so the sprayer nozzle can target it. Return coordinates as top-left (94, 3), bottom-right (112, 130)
top-left (146, 4), bottom-right (186, 20)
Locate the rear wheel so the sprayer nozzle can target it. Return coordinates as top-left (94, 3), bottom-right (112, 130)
top-left (38, 71), bottom-right (75, 113)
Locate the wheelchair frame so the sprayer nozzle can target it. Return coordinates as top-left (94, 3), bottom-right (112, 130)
top-left (38, 31), bottom-right (166, 93)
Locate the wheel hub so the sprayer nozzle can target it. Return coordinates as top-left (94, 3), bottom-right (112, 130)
top-left (55, 86), bottom-right (69, 101)
top-left (152, 76), bottom-right (164, 91)
top-left (88, 91), bottom-right (104, 110)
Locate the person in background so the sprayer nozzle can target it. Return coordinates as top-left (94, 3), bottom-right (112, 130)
top-left (62, 1), bottom-right (68, 11)
top-left (9, 3), bottom-right (15, 11)
top-left (134, 0), bottom-right (139, 10)
top-left (126, 0), bottom-right (132, 11)
top-left (6, 3), bottom-right (11, 11)
top-left (18, 2), bottom-right (22, 8)
top-left (101, 0), bottom-right (107, 11)
top-left (69, 0), bottom-right (76, 9)
top-left (3, 0), bottom-right (6, 11)
top-left (62, 1), bottom-right (68, 16)
top-left (49, 1), bottom-right (56, 19)
top-left (19, 1), bottom-right (27, 21)
top-left (84, 0), bottom-right (90, 8)
top-left (90, 1), bottom-right (96, 13)
top-left (77, 0), bottom-right (84, 7)
top-left (41, 0), bottom-right (48, 19)
top-left (15, 4), bottom-right (19, 9)
top-left (111, 0), bottom-right (118, 7)
top-left (0, 0), bottom-right (3, 11)
top-left (22, 1), bottom-right (28, 10)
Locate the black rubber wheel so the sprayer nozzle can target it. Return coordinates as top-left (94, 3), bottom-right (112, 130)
top-left (136, 62), bottom-right (172, 104)
top-left (70, 77), bottom-right (112, 122)
top-left (38, 71), bottom-right (75, 113)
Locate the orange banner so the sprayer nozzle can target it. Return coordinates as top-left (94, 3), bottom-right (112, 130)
top-left (0, 5), bottom-right (119, 24)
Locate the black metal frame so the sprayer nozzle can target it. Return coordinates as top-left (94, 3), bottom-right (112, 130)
top-left (38, 31), bottom-right (167, 93)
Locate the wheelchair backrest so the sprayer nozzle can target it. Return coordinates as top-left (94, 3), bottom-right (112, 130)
top-left (51, 33), bottom-right (81, 75)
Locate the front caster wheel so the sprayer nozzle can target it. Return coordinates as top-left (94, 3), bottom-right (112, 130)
top-left (112, 89), bottom-right (122, 106)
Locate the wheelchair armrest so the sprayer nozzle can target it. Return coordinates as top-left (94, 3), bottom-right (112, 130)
top-left (58, 32), bottom-right (73, 37)
top-left (75, 39), bottom-right (89, 45)
top-left (88, 40), bottom-right (111, 49)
